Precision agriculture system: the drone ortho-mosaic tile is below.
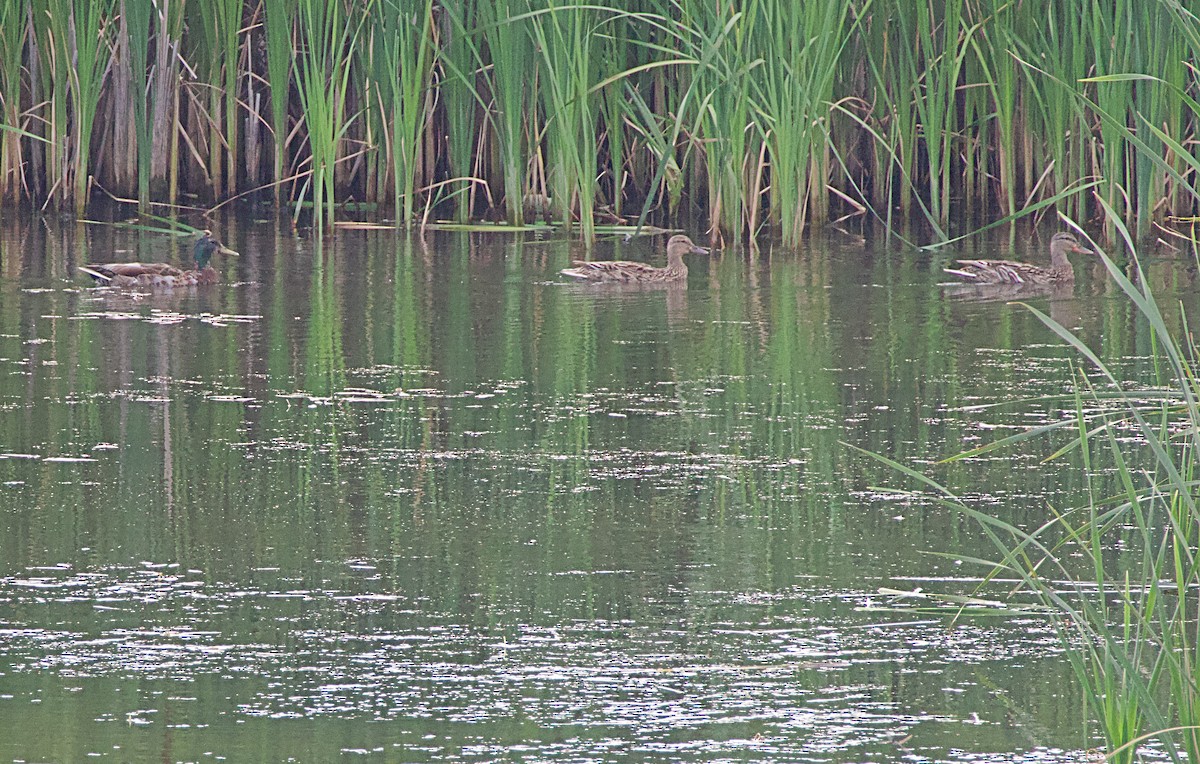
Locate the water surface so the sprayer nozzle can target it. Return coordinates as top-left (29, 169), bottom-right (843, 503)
top-left (0, 216), bottom-right (1191, 761)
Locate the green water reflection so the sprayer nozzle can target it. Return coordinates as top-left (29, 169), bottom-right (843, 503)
top-left (0, 217), bottom-right (1192, 761)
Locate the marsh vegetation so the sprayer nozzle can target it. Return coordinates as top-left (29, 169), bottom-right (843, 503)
top-left (1, 0), bottom-right (1199, 240)
top-left (4, 1), bottom-right (1200, 759)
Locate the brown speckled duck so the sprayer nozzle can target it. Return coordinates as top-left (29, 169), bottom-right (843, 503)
top-left (944, 232), bottom-right (1092, 286)
top-left (559, 234), bottom-right (709, 284)
top-left (79, 231), bottom-right (238, 288)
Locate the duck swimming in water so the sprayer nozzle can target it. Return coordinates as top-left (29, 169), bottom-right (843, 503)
top-left (559, 234), bottom-right (709, 284)
top-left (79, 230), bottom-right (238, 288)
top-left (944, 232), bottom-right (1092, 286)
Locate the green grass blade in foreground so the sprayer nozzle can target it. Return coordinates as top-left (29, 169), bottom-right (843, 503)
top-left (1014, 233), bottom-right (1199, 539)
top-left (912, 179), bottom-right (1102, 251)
top-left (0, 124), bottom-right (50, 143)
top-left (878, 210), bottom-right (1200, 758)
top-left (842, 443), bottom-right (1062, 567)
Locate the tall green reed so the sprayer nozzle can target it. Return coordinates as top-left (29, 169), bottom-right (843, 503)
top-left (365, 0), bottom-right (436, 226)
top-left (903, 0), bottom-right (971, 229)
top-left (677, 0), bottom-right (760, 240)
top-left (2, 0), bottom-right (1199, 243)
top-left (478, 0), bottom-right (533, 224)
top-left (968, 0), bottom-right (1018, 217)
top-left (262, 0), bottom-right (295, 203)
top-left (294, 0), bottom-right (361, 233)
top-left (1007, 1), bottom-right (1091, 224)
top-left (24, 0), bottom-right (105, 211)
top-left (595, 23), bottom-right (628, 221)
top-left (147, 0), bottom-right (184, 202)
top-left (438, 0), bottom-right (484, 222)
top-left (188, 0), bottom-right (243, 199)
top-left (527, 0), bottom-right (603, 238)
top-left (747, 0), bottom-right (856, 245)
top-left (621, 78), bottom-right (685, 224)
top-left (857, 2), bottom-right (918, 223)
top-left (112, 0), bottom-right (150, 202)
top-left (0, 0), bottom-right (25, 203)
top-left (62, 0), bottom-right (112, 215)
top-left (613, 3), bottom-right (700, 227)
top-left (25, 0), bottom-right (62, 202)
top-left (1129, 7), bottom-right (1183, 232)
top-left (1085, 0), bottom-right (1136, 237)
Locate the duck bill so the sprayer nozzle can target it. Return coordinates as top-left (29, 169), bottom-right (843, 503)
top-left (217, 244), bottom-right (240, 256)
top-left (691, 244), bottom-right (710, 255)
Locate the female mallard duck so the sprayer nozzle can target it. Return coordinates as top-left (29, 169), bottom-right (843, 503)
top-left (944, 232), bottom-right (1092, 285)
top-left (560, 234), bottom-right (709, 284)
top-left (79, 230), bottom-right (238, 288)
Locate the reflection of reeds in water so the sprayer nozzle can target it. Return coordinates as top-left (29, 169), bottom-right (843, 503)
top-left (304, 239), bottom-right (347, 398)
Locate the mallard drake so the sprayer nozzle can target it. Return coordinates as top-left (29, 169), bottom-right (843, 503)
top-left (944, 232), bottom-right (1092, 285)
top-left (559, 234), bottom-right (709, 284)
top-left (79, 230), bottom-right (238, 288)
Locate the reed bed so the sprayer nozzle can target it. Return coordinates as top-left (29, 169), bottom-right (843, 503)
top-left (1, 0), bottom-right (1199, 242)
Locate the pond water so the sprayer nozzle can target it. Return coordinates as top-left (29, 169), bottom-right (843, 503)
top-left (0, 215), bottom-right (1192, 762)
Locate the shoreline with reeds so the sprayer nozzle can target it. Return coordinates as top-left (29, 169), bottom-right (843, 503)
top-left (1, 0), bottom-right (1198, 242)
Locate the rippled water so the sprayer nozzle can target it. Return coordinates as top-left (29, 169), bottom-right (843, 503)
top-left (0, 215), bottom-right (1193, 761)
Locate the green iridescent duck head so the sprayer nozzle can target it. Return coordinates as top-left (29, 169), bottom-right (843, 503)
top-left (193, 230), bottom-right (239, 270)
